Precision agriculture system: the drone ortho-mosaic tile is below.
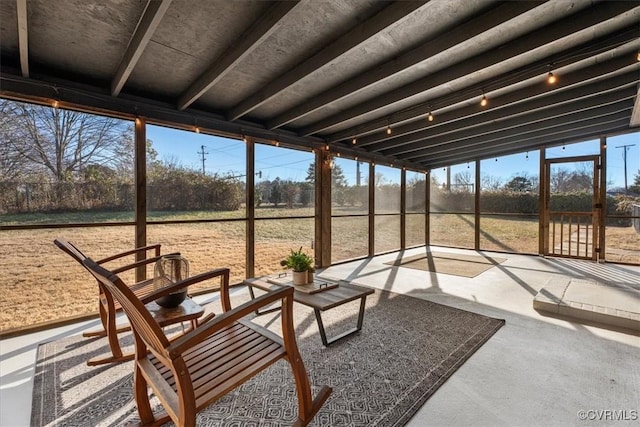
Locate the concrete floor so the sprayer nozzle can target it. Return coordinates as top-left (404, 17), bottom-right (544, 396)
top-left (1, 247), bottom-right (639, 426)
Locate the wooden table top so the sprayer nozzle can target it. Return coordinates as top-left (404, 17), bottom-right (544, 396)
top-left (146, 297), bottom-right (205, 327)
top-left (244, 275), bottom-right (374, 311)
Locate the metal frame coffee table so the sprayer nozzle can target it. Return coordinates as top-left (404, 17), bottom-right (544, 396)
top-left (244, 275), bottom-right (374, 346)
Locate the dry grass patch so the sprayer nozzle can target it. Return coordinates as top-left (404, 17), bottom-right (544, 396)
top-left (1, 221), bottom-right (313, 331)
top-left (2, 212), bottom-right (638, 332)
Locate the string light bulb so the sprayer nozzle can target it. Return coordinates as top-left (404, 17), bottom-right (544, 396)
top-left (325, 156), bottom-right (335, 169)
top-left (547, 71), bottom-right (557, 84)
top-left (195, 126), bottom-right (200, 133)
top-left (242, 135), bottom-right (248, 143)
top-left (428, 111), bottom-right (434, 122)
top-left (325, 144), bottom-right (330, 151)
top-left (386, 125), bottom-right (392, 135)
top-left (352, 137), bottom-right (357, 145)
top-left (52, 99), bottom-right (59, 109)
top-left (637, 52), bottom-right (640, 62)
top-left (480, 94), bottom-right (488, 107)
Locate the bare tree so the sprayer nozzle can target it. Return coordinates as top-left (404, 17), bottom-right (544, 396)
top-left (481, 174), bottom-right (503, 191)
top-left (453, 170), bottom-right (474, 192)
top-left (550, 166), bottom-right (592, 192)
top-left (0, 101), bottom-right (29, 180)
top-left (0, 99), bottom-right (132, 182)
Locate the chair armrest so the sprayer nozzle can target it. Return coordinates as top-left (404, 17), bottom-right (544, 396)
top-left (139, 268), bottom-right (230, 304)
top-left (96, 244), bottom-right (163, 264)
top-left (167, 286), bottom-right (293, 358)
top-left (109, 252), bottom-right (180, 274)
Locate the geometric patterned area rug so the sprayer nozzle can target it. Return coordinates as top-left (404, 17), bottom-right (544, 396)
top-left (31, 289), bottom-right (505, 426)
top-left (385, 252), bottom-right (507, 278)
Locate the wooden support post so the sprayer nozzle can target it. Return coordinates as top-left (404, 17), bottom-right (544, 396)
top-left (368, 162), bottom-right (375, 256)
top-left (539, 147), bottom-right (547, 255)
top-left (134, 117), bottom-right (147, 282)
top-left (475, 159), bottom-right (480, 250)
top-left (400, 168), bottom-right (406, 249)
top-left (315, 149), bottom-right (332, 267)
top-left (246, 137), bottom-right (255, 278)
top-left (599, 136), bottom-right (607, 262)
top-left (425, 171), bottom-right (430, 246)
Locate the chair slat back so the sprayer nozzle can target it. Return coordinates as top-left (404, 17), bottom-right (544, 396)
top-left (82, 258), bottom-right (170, 355)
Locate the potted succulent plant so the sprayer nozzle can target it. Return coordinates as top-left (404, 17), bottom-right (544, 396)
top-left (280, 247), bottom-right (315, 285)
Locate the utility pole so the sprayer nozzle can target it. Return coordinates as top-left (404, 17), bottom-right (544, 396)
top-left (615, 144), bottom-right (636, 193)
top-left (197, 145), bottom-right (209, 175)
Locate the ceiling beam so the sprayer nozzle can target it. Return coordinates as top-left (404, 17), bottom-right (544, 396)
top-left (378, 72), bottom-right (639, 156)
top-left (343, 43), bottom-right (640, 148)
top-left (16, 0), bottom-right (29, 78)
top-left (407, 99), bottom-right (634, 161)
top-left (400, 95), bottom-right (633, 163)
top-left (410, 106), bottom-right (633, 164)
top-left (177, 0), bottom-right (301, 111)
top-left (0, 74), bottom-right (426, 172)
top-left (298, 2), bottom-right (639, 137)
top-left (266, 1), bottom-right (543, 130)
top-left (111, 0), bottom-right (173, 96)
top-left (423, 118), bottom-right (632, 170)
top-left (226, 0), bottom-right (428, 121)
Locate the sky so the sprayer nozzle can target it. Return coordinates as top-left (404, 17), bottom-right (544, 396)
top-left (147, 124), bottom-right (639, 189)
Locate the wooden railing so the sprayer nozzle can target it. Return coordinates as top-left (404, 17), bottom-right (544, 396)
top-left (549, 211), bottom-right (595, 259)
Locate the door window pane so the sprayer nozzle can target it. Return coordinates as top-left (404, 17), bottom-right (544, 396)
top-left (0, 226), bottom-right (135, 331)
top-left (374, 165), bottom-right (401, 214)
top-left (147, 125), bottom-right (246, 219)
top-left (332, 216), bottom-right (369, 262)
top-left (407, 171), bottom-right (427, 213)
top-left (406, 213), bottom-right (426, 247)
top-left (375, 215), bottom-right (401, 254)
top-left (332, 157), bottom-right (368, 215)
top-left (430, 163), bottom-right (474, 248)
top-left (255, 143), bottom-right (314, 218)
top-left (148, 222), bottom-right (246, 286)
top-left (605, 132), bottom-right (640, 263)
top-left (0, 100), bottom-right (135, 223)
top-left (255, 218), bottom-right (314, 276)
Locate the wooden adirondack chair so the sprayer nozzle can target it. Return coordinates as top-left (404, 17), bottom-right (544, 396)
top-left (82, 257), bottom-right (332, 427)
top-left (54, 238), bottom-right (211, 365)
